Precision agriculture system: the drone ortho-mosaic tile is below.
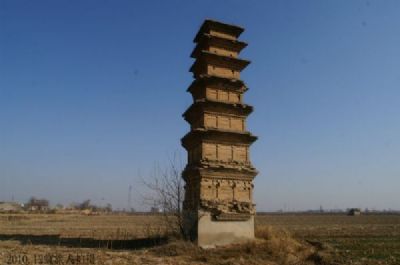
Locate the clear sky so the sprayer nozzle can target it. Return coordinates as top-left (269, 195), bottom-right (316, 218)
top-left (1, 0), bottom-right (399, 211)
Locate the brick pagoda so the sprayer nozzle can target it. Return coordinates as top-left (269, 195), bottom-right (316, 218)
top-left (182, 19), bottom-right (258, 247)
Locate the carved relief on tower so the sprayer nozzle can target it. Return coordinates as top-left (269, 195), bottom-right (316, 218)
top-left (201, 142), bottom-right (249, 164)
top-left (198, 178), bottom-right (255, 220)
top-left (218, 144), bottom-right (232, 162)
top-left (199, 178), bottom-right (217, 200)
top-left (232, 145), bottom-right (248, 162)
top-left (208, 46), bottom-right (238, 58)
top-left (203, 142), bottom-right (217, 161)
top-left (206, 87), bottom-right (242, 103)
top-left (218, 180), bottom-right (235, 200)
top-left (207, 65), bottom-right (240, 79)
top-left (234, 181), bottom-right (253, 202)
top-left (204, 113), bottom-right (246, 132)
top-left (199, 178), bottom-right (254, 204)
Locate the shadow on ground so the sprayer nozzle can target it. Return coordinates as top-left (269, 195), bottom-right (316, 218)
top-left (0, 234), bottom-right (168, 250)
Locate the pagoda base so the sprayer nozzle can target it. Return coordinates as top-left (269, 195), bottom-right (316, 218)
top-left (184, 210), bottom-right (254, 248)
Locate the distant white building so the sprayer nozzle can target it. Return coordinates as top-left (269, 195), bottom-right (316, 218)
top-left (0, 202), bottom-right (23, 212)
top-left (348, 208), bottom-right (361, 216)
top-left (150, 206), bottom-right (162, 213)
top-left (25, 198), bottom-right (49, 212)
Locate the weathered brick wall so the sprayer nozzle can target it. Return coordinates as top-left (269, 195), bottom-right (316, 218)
top-left (206, 87), bottom-right (242, 103)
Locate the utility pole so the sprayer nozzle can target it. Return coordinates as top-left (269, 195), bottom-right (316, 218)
top-left (128, 185), bottom-right (132, 212)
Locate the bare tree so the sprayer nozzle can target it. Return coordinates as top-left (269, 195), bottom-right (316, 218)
top-left (141, 153), bottom-right (186, 238)
top-left (79, 199), bottom-right (92, 210)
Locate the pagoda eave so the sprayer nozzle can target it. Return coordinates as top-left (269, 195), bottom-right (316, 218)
top-left (182, 166), bottom-right (258, 182)
top-left (189, 51), bottom-right (250, 73)
top-left (187, 75), bottom-right (248, 93)
top-left (191, 34), bottom-right (248, 58)
top-left (193, 19), bottom-right (244, 43)
top-left (181, 129), bottom-right (257, 150)
top-left (183, 100), bottom-right (253, 122)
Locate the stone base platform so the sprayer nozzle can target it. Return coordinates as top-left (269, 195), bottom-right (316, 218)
top-left (185, 211), bottom-right (254, 248)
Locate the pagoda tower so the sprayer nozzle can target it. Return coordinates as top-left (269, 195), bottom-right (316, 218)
top-left (182, 19), bottom-right (258, 247)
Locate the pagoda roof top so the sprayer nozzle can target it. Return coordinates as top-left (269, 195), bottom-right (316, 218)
top-left (194, 19), bottom-right (244, 43)
top-left (191, 34), bottom-right (247, 58)
top-left (190, 51), bottom-right (250, 73)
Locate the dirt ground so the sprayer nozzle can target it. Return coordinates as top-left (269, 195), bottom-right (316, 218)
top-left (0, 213), bottom-right (399, 265)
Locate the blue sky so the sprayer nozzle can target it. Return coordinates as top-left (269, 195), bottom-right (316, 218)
top-left (1, 0), bottom-right (399, 211)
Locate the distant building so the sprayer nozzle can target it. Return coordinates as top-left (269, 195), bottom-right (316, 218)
top-left (54, 204), bottom-right (64, 210)
top-left (0, 202), bottom-right (23, 213)
top-left (348, 208), bottom-right (361, 216)
top-left (25, 198), bottom-right (49, 212)
top-left (150, 206), bottom-right (161, 213)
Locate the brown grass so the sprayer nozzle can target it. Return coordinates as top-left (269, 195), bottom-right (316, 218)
top-left (148, 225), bottom-right (333, 265)
top-left (0, 213), bottom-right (399, 264)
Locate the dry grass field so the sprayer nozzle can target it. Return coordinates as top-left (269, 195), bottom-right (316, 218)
top-left (257, 214), bottom-right (400, 264)
top-left (0, 213), bottom-right (399, 264)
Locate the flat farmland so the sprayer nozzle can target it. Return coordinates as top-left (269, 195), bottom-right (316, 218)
top-left (0, 213), bottom-right (399, 264)
top-left (257, 214), bottom-right (400, 264)
top-left (0, 214), bottom-right (166, 239)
